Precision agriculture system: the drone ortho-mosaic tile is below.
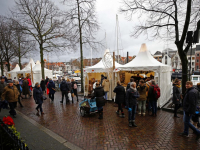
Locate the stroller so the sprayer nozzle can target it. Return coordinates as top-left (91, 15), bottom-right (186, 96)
top-left (79, 98), bottom-right (98, 117)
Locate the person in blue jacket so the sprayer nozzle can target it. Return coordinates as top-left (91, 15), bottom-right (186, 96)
top-left (33, 82), bottom-right (44, 115)
top-left (47, 78), bottom-right (56, 102)
top-left (126, 82), bottom-right (140, 127)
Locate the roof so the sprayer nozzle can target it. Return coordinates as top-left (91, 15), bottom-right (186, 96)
top-left (17, 58), bottom-right (35, 73)
top-left (154, 51), bottom-right (162, 55)
top-left (8, 64), bottom-right (20, 73)
top-left (117, 43), bottom-right (171, 73)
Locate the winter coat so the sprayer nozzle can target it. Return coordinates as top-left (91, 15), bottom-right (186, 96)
top-left (22, 79), bottom-right (30, 95)
top-left (71, 81), bottom-right (78, 95)
top-left (47, 80), bottom-right (56, 94)
top-left (15, 84), bottom-right (21, 94)
top-left (19, 79), bottom-right (23, 85)
top-left (60, 80), bottom-right (69, 92)
top-left (27, 78), bottom-right (32, 86)
top-left (113, 85), bottom-right (125, 104)
top-left (100, 77), bottom-right (104, 86)
top-left (173, 84), bottom-right (181, 104)
top-left (196, 86), bottom-right (200, 106)
top-left (0, 82), bottom-right (7, 96)
top-left (33, 86), bottom-right (43, 104)
top-left (183, 87), bottom-right (198, 114)
top-left (126, 88), bottom-right (140, 108)
top-left (67, 82), bottom-right (72, 92)
top-left (148, 85), bottom-right (157, 101)
top-left (45, 78), bottom-right (49, 85)
top-left (137, 85), bottom-right (148, 101)
top-left (1, 85), bottom-right (19, 103)
top-left (40, 80), bottom-right (46, 91)
top-left (102, 79), bottom-right (110, 92)
top-left (92, 86), bottom-right (105, 107)
top-left (126, 82), bottom-right (131, 90)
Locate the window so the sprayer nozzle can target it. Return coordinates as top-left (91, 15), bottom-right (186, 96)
top-left (159, 57), bottom-right (162, 59)
top-left (165, 56), bottom-right (167, 60)
top-left (193, 77), bottom-right (198, 81)
top-left (197, 54), bottom-right (199, 57)
top-left (192, 57), bottom-right (195, 60)
top-left (197, 59), bottom-right (199, 63)
top-left (192, 62), bottom-right (194, 66)
top-left (188, 57), bottom-right (191, 60)
top-left (197, 66), bottom-right (199, 70)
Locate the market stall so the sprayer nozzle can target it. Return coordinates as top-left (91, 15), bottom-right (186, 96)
top-left (7, 64), bottom-right (20, 80)
top-left (116, 43), bottom-right (172, 107)
top-left (84, 49), bottom-right (123, 100)
top-left (16, 58), bottom-right (35, 78)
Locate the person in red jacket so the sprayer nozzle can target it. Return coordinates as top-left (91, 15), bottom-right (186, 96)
top-left (27, 76), bottom-right (32, 96)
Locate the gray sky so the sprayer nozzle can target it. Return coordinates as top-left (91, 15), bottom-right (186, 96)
top-left (0, 0), bottom-right (177, 63)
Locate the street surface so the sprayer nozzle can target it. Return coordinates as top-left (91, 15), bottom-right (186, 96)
top-left (15, 92), bottom-right (200, 150)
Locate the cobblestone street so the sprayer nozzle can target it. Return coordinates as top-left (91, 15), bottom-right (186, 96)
top-left (16, 92), bottom-right (200, 150)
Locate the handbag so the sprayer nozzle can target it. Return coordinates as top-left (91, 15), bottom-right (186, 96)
top-left (42, 95), bottom-right (47, 100)
top-left (68, 93), bottom-right (72, 100)
top-left (71, 93), bottom-right (74, 97)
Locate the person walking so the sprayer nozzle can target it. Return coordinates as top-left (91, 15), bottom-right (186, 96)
top-left (27, 76), bottom-right (32, 96)
top-left (126, 78), bottom-right (134, 90)
top-left (14, 81), bottom-right (23, 107)
top-left (33, 82), bottom-right (44, 115)
top-left (126, 82), bottom-right (140, 127)
top-left (193, 83), bottom-right (200, 127)
top-left (114, 81), bottom-right (126, 118)
top-left (173, 78), bottom-right (182, 118)
top-left (102, 76), bottom-right (110, 100)
top-left (137, 79), bottom-right (148, 116)
top-left (0, 77), bottom-right (7, 99)
top-left (22, 78), bottom-right (30, 99)
top-left (1, 80), bottom-right (19, 118)
top-left (148, 80), bottom-right (160, 116)
top-left (179, 81), bottom-right (200, 140)
top-left (40, 79), bottom-right (46, 94)
top-left (92, 82), bottom-right (105, 119)
top-left (47, 78), bottom-right (56, 102)
top-left (71, 79), bottom-right (78, 102)
top-left (146, 81), bottom-right (152, 115)
top-left (100, 74), bottom-right (104, 86)
top-left (45, 76), bottom-right (49, 93)
top-left (60, 77), bottom-right (70, 104)
top-left (66, 79), bottom-right (73, 102)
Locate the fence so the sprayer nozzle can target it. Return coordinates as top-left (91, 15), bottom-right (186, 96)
top-left (0, 119), bottom-right (29, 150)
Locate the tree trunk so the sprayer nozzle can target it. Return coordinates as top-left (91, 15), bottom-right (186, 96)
top-left (40, 44), bottom-right (45, 80)
top-left (1, 59), bottom-right (3, 76)
top-left (178, 46), bottom-right (188, 94)
top-left (77, 0), bottom-right (84, 93)
top-left (18, 38), bottom-right (22, 69)
top-left (7, 58), bottom-right (10, 71)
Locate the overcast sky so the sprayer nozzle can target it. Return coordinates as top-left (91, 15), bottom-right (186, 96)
top-left (0, 0), bottom-right (177, 63)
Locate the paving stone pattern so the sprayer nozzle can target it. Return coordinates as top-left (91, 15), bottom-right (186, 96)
top-left (16, 92), bottom-right (200, 150)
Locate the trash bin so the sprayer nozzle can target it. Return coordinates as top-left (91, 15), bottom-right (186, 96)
top-left (77, 84), bottom-right (81, 92)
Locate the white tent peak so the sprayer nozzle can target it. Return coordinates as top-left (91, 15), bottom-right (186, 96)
top-left (9, 64), bottom-right (20, 73)
top-left (139, 43), bottom-right (147, 52)
top-left (35, 60), bottom-right (40, 65)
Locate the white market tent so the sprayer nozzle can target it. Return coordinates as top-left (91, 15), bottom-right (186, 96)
top-left (27, 60), bottom-right (53, 85)
top-left (117, 43), bottom-right (172, 108)
top-left (84, 49), bottom-right (123, 73)
top-left (83, 49), bottom-right (123, 99)
top-left (7, 64), bottom-right (20, 80)
top-left (17, 58), bottom-right (35, 77)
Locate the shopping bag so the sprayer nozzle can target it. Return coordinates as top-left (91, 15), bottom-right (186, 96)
top-left (68, 93), bottom-right (72, 100)
top-left (47, 88), bottom-right (49, 95)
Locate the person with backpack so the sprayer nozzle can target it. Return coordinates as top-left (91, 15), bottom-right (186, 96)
top-left (137, 79), bottom-right (148, 116)
top-left (126, 82), bottom-right (140, 127)
top-left (173, 78), bottom-right (182, 118)
top-left (47, 78), bottom-right (56, 102)
top-left (114, 81), bottom-right (126, 118)
top-left (60, 77), bottom-right (70, 104)
top-left (71, 79), bottom-right (78, 102)
top-left (148, 80), bottom-right (160, 116)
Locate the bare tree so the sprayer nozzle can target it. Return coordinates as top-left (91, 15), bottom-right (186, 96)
top-left (63, 0), bottom-right (100, 92)
top-left (13, 0), bottom-right (72, 79)
top-left (11, 19), bottom-right (36, 69)
top-left (120, 0), bottom-right (200, 93)
top-left (0, 16), bottom-right (16, 72)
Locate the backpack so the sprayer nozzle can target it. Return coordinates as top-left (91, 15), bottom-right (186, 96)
top-left (74, 83), bottom-right (77, 89)
top-left (152, 85), bottom-right (160, 99)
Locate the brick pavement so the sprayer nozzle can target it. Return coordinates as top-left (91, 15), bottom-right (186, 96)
top-left (16, 92), bottom-right (200, 150)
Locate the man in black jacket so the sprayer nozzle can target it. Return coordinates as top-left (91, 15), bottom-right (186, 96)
top-left (60, 77), bottom-right (70, 104)
top-left (179, 81), bottom-right (200, 140)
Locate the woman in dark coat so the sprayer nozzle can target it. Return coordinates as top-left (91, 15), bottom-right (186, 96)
top-left (22, 78), bottom-right (30, 98)
top-left (14, 81), bottom-right (23, 107)
top-left (71, 79), bottom-right (78, 102)
top-left (173, 78), bottom-right (182, 118)
top-left (114, 81), bottom-right (126, 118)
top-left (92, 82), bottom-right (105, 119)
top-left (40, 79), bottom-right (46, 94)
top-left (33, 82), bottom-right (44, 115)
top-left (47, 79), bottom-right (56, 102)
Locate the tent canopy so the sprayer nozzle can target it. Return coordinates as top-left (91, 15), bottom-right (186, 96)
top-left (17, 58), bottom-right (35, 74)
top-left (9, 64), bottom-right (20, 73)
top-left (117, 44), bottom-right (171, 73)
top-left (84, 49), bottom-right (123, 73)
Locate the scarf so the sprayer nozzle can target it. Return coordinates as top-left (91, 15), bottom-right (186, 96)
top-left (130, 86), bottom-right (137, 91)
top-left (175, 84), bottom-right (181, 88)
